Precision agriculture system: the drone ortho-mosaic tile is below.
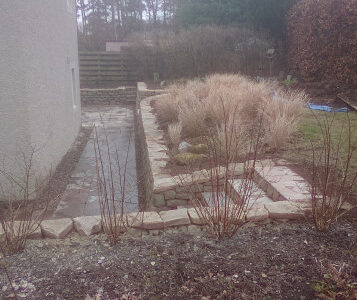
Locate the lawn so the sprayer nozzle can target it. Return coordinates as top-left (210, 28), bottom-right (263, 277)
top-left (280, 109), bottom-right (357, 200)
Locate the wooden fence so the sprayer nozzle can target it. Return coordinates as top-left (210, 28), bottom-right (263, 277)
top-left (79, 52), bottom-right (137, 88)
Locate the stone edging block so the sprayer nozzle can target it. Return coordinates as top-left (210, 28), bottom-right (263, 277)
top-left (264, 201), bottom-right (311, 220)
top-left (187, 208), bottom-right (207, 225)
top-left (159, 209), bottom-right (191, 227)
top-left (73, 216), bottom-right (102, 236)
top-left (246, 204), bottom-right (269, 222)
top-left (128, 211), bottom-right (165, 230)
top-left (41, 218), bottom-right (73, 239)
top-left (0, 199), bottom-right (316, 241)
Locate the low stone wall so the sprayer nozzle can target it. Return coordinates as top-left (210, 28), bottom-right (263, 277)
top-left (81, 86), bottom-right (137, 105)
top-left (136, 93), bottom-right (316, 216)
top-left (137, 95), bottom-right (185, 210)
top-left (136, 97), bottom-right (155, 208)
top-left (137, 82), bottom-right (165, 100)
top-left (0, 204), bottom-right (312, 241)
top-left (136, 95), bottom-right (244, 210)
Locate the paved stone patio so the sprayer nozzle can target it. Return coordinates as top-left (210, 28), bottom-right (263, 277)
top-left (52, 105), bottom-right (139, 219)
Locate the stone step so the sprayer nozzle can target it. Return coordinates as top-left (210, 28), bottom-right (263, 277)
top-left (199, 190), bottom-right (270, 223)
top-left (228, 179), bottom-right (274, 207)
top-left (201, 191), bottom-right (234, 207)
top-left (254, 162), bottom-right (311, 203)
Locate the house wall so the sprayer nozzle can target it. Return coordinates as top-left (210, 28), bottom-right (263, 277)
top-left (0, 0), bottom-right (81, 198)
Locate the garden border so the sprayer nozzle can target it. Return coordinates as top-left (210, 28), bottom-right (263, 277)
top-left (0, 84), bottom-right (323, 242)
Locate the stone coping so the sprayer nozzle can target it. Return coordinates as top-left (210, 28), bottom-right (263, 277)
top-left (0, 202), bottom-right (313, 240)
top-left (137, 82), bottom-right (165, 94)
top-left (139, 94), bottom-right (171, 184)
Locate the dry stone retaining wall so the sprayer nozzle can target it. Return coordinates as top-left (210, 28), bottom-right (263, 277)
top-left (137, 95), bottom-right (256, 210)
top-left (135, 91), bottom-right (318, 217)
top-left (137, 95), bottom-right (200, 210)
top-left (81, 86), bottom-right (137, 105)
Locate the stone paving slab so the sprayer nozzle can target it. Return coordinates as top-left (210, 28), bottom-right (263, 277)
top-left (73, 216), bottom-right (102, 236)
top-left (41, 218), bottom-right (73, 239)
top-left (0, 198), bottom-right (314, 240)
top-left (229, 179), bottom-right (273, 206)
top-left (128, 211), bottom-right (165, 230)
top-left (187, 208), bottom-right (207, 225)
top-left (153, 177), bottom-right (178, 192)
top-left (201, 191), bottom-right (235, 207)
top-left (264, 201), bottom-right (311, 220)
top-left (53, 106), bottom-right (139, 219)
top-left (246, 204), bottom-right (269, 222)
top-left (159, 209), bottom-right (191, 227)
top-left (255, 164), bottom-right (311, 202)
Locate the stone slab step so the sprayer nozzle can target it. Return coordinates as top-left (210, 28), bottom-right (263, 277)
top-left (201, 191), bottom-right (235, 207)
top-left (228, 179), bottom-right (274, 206)
top-left (254, 163), bottom-right (311, 202)
top-left (246, 204), bottom-right (269, 222)
top-left (127, 211), bottom-right (164, 230)
top-left (264, 201), bottom-right (312, 220)
top-left (159, 209), bottom-right (191, 227)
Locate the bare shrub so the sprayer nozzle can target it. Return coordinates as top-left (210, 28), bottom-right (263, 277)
top-left (313, 261), bottom-right (357, 299)
top-left (0, 249), bottom-right (18, 298)
top-left (178, 101), bottom-right (264, 239)
top-left (310, 113), bottom-right (357, 232)
top-left (288, 0), bottom-right (357, 85)
top-left (167, 122), bottom-right (182, 150)
top-left (0, 147), bottom-right (51, 254)
top-left (131, 26), bottom-right (276, 80)
top-left (93, 126), bottom-right (138, 244)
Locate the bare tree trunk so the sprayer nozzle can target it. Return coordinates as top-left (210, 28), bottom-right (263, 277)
top-left (111, 0), bottom-right (118, 40)
top-left (116, 0), bottom-right (122, 37)
top-left (162, 0), bottom-right (167, 25)
top-left (78, 0), bottom-right (87, 35)
top-left (152, 0), bottom-right (158, 24)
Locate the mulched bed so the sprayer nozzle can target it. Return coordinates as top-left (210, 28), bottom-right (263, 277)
top-left (1, 220), bottom-right (356, 299)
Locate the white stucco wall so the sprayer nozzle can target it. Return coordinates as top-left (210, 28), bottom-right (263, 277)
top-left (0, 0), bottom-right (81, 197)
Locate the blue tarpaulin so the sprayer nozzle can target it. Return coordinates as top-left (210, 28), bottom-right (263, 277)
top-left (308, 103), bottom-right (348, 113)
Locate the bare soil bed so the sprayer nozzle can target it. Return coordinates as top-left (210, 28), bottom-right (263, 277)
top-left (1, 218), bottom-right (356, 300)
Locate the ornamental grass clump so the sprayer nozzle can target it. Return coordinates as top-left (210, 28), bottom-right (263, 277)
top-left (155, 74), bottom-right (308, 151)
top-left (167, 122), bottom-right (182, 150)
